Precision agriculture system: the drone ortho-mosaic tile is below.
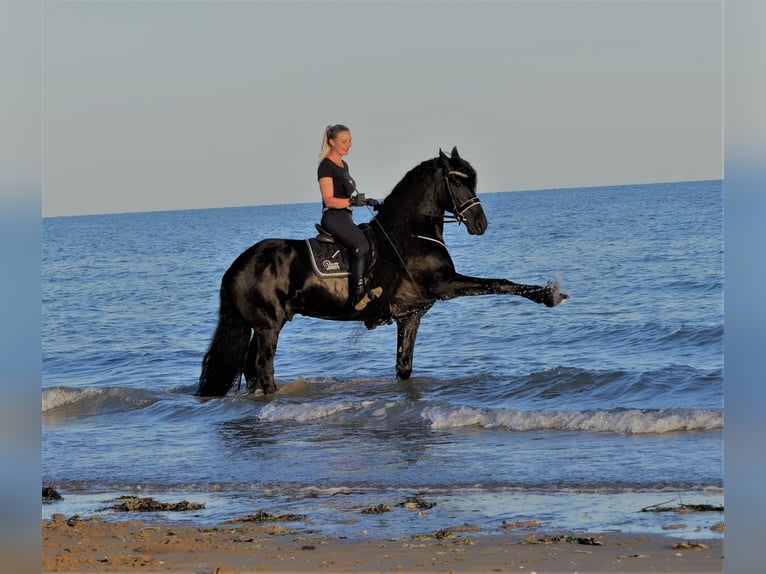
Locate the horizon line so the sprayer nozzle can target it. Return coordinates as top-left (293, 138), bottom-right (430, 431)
top-left (43, 177), bottom-right (723, 220)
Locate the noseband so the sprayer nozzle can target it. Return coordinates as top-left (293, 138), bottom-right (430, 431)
top-left (443, 170), bottom-right (482, 224)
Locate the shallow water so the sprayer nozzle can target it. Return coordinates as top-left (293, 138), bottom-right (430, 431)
top-left (43, 181), bottom-right (724, 539)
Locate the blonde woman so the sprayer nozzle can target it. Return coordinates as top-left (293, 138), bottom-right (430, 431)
top-left (317, 124), bottom-right (382, 311)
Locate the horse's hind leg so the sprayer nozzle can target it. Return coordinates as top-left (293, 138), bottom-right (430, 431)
top-left (243, 334), bottom-right (259, 393)
top-left (245, 324), bottom-right (280, 395)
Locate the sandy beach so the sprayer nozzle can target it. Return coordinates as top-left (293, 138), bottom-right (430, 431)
top-left (42, 514), bottom-right (722, 573)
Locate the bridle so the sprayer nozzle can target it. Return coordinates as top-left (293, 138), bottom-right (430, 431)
top-left (441, 170), bottom-right (482, 225)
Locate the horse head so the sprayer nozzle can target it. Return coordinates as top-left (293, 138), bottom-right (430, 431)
top-left (438, 147), bottom-right (488, 235)
top-left (376, 147), bottom-right (488, 236)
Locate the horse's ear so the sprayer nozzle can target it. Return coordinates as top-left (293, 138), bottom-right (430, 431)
top-left (451, 146), bottom-right (460, 160)
top-left (439, 148), bottom-right (450, 169)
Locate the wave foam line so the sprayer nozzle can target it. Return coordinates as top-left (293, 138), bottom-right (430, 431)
top-left (422, 405), bottom-right (723, 434)
top-left (258, 400), bottom-right (377, 423)
top-left (42, 385), bottom-right (156, 413)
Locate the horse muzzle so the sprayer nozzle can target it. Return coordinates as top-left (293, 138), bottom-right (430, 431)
top-left (464, 206), bottom-right (488, 235)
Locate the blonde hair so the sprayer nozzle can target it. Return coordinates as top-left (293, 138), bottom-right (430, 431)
top-left (318, 124), bottom-right (350, 163)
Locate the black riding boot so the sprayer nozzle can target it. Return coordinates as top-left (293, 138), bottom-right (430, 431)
top-left (350, 250), bottom-right (382, 311)
top-left (349, 250), bottom-right (368, 310)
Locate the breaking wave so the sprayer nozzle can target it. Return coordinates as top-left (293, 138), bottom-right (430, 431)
top-left (43, 384), bottom-right (723, 436)
top-left (42, 385), bottom-right (158, 415)
top-left (422, 404), bottom-right (722, 434)
top-left (258, 400), bottom-right (365, 422)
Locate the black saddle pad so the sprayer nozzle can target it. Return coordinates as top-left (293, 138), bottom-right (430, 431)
top-left (305, 239), bottom-right (350, 277)
top-left (305, 223), bottom-right (377, 279)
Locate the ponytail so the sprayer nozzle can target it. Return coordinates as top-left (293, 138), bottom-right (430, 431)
top-left (318, 125), bottom-right (332, 162)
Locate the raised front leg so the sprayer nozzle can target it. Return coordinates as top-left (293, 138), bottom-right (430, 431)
top-left (395, 310), bottom-right (428, 379)
top-left (432, 274), bottom-right (568, 307)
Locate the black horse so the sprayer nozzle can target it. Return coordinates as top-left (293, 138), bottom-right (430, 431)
top-left (197, 147), bottom-right (567, 396)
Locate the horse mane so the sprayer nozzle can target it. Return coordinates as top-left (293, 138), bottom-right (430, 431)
top-left (380, 153), bottom-right (477, 212)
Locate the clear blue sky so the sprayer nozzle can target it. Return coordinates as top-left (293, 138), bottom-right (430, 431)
top-left (43, 0), bottom-right (722, 217)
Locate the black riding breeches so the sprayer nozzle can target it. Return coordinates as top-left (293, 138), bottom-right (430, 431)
top-left (320, 209), bottom-right (369, 258)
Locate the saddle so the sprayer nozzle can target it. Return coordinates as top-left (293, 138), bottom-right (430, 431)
top-left (305, 223), bottom-right (377, 278)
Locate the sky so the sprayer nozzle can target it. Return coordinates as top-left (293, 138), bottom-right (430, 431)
top-left (42, 0), bottom-right (722, 217)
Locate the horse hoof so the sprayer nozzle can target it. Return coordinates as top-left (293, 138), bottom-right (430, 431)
top-left (543, 282), bottom-right (568, 307)
top-left (262, 383), bottom-right (277, 395)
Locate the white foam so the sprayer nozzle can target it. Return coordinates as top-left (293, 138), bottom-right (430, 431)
top-left (258, 400), bottom-right (359, 423)
top-left (422, 405), bottom-right (723, 434)
top-left (42, 385), bottom-right (157, 414)
top-left (42, 386), bottom-right (104, 412)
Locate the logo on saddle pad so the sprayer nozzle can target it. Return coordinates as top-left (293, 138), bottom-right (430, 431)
top-left (322, 258), bottom-right (342, 271)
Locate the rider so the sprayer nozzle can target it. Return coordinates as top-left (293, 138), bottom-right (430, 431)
top-left (317, 124), bottom-right (382, 311)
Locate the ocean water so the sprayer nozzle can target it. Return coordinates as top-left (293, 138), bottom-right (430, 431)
top-left (42, 181), bottom-right (723, 540)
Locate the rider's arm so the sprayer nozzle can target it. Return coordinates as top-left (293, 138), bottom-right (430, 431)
top-left (319, 177), bottom-right (352, 209)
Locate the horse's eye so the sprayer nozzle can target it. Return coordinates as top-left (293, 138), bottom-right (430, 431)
top-left (453, 180), bottom-right (462, 187)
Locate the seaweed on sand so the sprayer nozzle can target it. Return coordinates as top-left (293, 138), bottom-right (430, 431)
top-left (102, 495), bottom-right (204, 512)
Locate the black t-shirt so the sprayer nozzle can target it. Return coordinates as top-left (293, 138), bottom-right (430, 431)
top-left (317, 158), bottom-right (357, 205)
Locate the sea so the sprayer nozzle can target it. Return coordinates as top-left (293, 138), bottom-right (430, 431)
top-left (42, 181), bottom-right (724, 541)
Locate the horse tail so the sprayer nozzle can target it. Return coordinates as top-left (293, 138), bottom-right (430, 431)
top-left (196, 280), bottom-right (251, 397)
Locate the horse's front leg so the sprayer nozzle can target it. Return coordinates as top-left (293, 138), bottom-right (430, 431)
top-left (395, 308), bottom-right (429, 379)
top-left (433, 274), bottom-right (568, 307)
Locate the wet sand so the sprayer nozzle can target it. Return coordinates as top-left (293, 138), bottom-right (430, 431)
top-left (42, 514), bottom-right (722, 573)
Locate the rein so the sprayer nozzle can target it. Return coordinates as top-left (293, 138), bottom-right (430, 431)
top-left (367, 206), bottom-right (424, 296)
